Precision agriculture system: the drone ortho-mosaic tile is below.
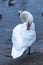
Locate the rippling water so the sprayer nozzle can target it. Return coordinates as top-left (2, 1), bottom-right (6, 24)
top-left (0, 0), bottom-right (43, 64)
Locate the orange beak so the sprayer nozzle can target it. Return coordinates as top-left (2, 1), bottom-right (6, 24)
top-left (27, 23), bottom-right (30, 30)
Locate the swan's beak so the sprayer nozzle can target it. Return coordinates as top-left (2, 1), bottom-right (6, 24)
top-left (27, 22), bottom-right (30, 30)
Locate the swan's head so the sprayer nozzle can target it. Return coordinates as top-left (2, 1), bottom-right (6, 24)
top-left (20, 11), bottom-right (33, 25)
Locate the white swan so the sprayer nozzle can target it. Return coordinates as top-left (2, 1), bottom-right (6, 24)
top-left (11, 11), bottom-right (36, 59)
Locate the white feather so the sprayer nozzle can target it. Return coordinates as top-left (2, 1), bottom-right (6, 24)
top-left (11, 11), bottom-right (36, 59)
top-left (11, 22), bottom-right (36, 59)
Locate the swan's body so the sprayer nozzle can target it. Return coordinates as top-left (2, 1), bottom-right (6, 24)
top-left (11, 22), bottom-right (36, 59)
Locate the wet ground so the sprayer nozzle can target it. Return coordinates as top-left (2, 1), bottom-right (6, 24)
top-left (0, 0), bottom-right (43, 65)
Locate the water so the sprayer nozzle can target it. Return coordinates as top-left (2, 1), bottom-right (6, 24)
top-left (0, 0), bottom-right (43, 64)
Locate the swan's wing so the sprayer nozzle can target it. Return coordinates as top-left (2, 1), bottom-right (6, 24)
top-left (21, 22), bottom-right (36, 47)
top-left (11, 24), bottom-right (27, 59)
top-left (22, 22), bottom-right (36, 40)
top-left (22, 30), bottom-right (36, 47)
top-left (12, 24), bottom-right (23, 50)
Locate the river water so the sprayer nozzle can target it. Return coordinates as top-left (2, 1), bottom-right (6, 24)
top-left (0, 0), bottom-right (43, 64)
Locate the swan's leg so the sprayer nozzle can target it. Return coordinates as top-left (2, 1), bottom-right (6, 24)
top-left (27, 47), bottom-right (31, 55)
